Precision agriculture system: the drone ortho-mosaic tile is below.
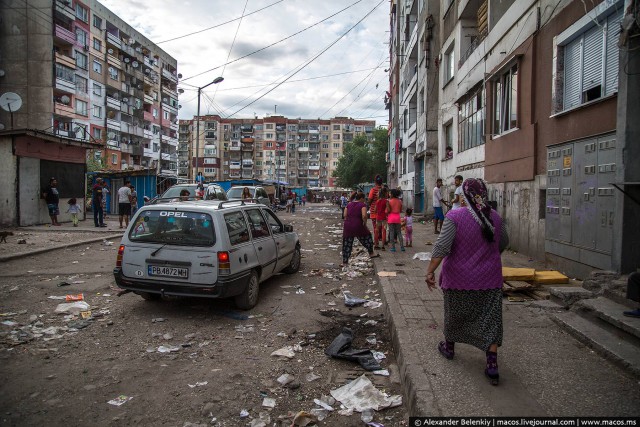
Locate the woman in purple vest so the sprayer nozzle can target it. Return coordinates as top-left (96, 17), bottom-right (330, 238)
top-left (341, 191), bottom-right (380, 267)
top-left (425, 178), bottom-right (509, 385)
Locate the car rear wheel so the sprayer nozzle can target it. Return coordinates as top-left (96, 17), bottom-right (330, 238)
top-left (283, 245), bottom-right (301, 274)
top-left (235, 270), bottom-right (259, 310)
top-left (137, 291), bottom-right (160, 301)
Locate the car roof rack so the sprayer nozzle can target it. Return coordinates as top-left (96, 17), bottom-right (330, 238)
top-left (217, 199), bottom-right (260, 209)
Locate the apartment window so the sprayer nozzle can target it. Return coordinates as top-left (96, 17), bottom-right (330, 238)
top-left (76, 52), bottom-right (88, 70)
top-left (444, 121), bottom-right (453, 159)
top-left (557, 4), bottom-right (623, 111)
top-left (108, 66), bottom-right (118, 80)
top-left (76, 4), bottom-right (88, 22)
top-left (333, 152), bottom-right (339, 158)
top-left (265, 133), bottom-right (274, 139)
top-left (323, 153), bottom-right (329, 158)
top-left (333, 143), bottom-right (340, 149)
top-left (254, 124), bottom-right (262, 130)
top-left (75, 99), bottom-right (88, 116)
top-left (333, 134), bottom-right (340, 140)
top-left (419, 88), bottom-right (425, 115)
top-left (492, 63), bottom-right (518, 135)
top-left (458, 85), bottom-right (485, 152)
top-left (111, 154), bottom-right (118, 165)
top-left (93, 105), bottom-right (102, 118)
top-left (153, 143), bottom-right (159, 152)
top-left (321, 125), bottom-right (329, 131)
top-left (93, 14), bottom-right (102, 29)
top-left (321, 135), bottom-right (329, 141)
top-left (76, 28), bottom-right (88, 47)
top-left (266, 124), bottom-right (273, 129)
top-left (93, 60), bottom-right (102, 74)
top-left (76, 76), bottom-right (88, 93)
top-left (204, 158), bottom-right (216, 164)
top-left (152, 108), bottom-right (158, 118)
top-left (288, 125), bottom-right (297, 131)
top-left (443, 43), bottom-right (455, 84)
top-left (93, 83), bottom-right (102, 96)
top-left (266, 142), bottom-right (273, 148)
top-left (53, 63), bottom-right (73, 82)
top-left (93, 37), bottom-right (101, 52)
top-left (355, 126), bottom-right (362, 132)
top-left (332, 125), bottom-right (340, 130)
top-left (332, 161), bottom-right (338, 167)
top-left (163, 111), bottom-right (169, 120)
top-left (322, 143), bottom-right (329, 149)
top-left (92, 127), bottom-right (102, 140)
top-left (204, 168), bottom-right (216, 174)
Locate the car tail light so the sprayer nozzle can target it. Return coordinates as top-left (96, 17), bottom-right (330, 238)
top-left (217, 251), bottom-right (230, 275)
top-left (116, 245), bottom-right (125, 267)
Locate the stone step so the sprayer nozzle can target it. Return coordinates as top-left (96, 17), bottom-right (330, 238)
top-left (549, 286), bottom-right (594, 307)
top-left (603, 287), bottom-right (638, 309)
top-left (550, 311), bottom-right (640, 378)
top-left (577, 296), bottom-right (640, 340)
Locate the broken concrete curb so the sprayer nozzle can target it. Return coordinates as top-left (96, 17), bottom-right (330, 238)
top-left (0, 234), bottom-right (123, 262)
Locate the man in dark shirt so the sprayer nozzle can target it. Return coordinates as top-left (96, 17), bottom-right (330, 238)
top-left (92, 178), bottom-right (107, 227)
top-left (43, 177), bottom-right (61, 226)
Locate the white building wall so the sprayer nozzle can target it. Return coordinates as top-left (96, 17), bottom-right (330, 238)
top-left (0, 140), bottom-right (18, 226)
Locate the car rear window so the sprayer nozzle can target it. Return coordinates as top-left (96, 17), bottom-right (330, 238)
top-left (129, 210), bottom-right (216, 246)
top-left (227, 187), bottom-right (246, 199)
top-left (162, 185), bottom-right (198, 199)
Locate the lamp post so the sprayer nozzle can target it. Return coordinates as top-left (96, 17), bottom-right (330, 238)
top-left (194, 76), bottom-right (224, 181)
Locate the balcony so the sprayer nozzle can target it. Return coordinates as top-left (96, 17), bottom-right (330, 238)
top-left (55, 77), bottom-right (76, 94)
top-left (308, 165), bottom-right (320, 171)
top-left (297, 146), bottom-right (309, 152)
top-left (298, 172), bottom-right (308, 178)
top-left (143, 129), bottom-right (154, 139)
top-left (241, 136), bottom-right (254, 143)
top-left (54, 24), bottom-right (75, 45)
top-left (163, 136), bottom-right (178, 146)
top-left (161, 101), bottom-right (178, 115)
top-left (242, 159), bottom-right (253, 167)
top-left (143, 147), bottom-right (154, 157)
top-left (143, 93), bottom-right (154, 105)
top-left (240, 143), bottom-right (253, 151)
top-left (170, 122), bottom-right (179, 132)
top-left (143, 111), bottom-right (155, 122)
top-left (107, 118), bottom-right (121, 130)
top-left (241, 125), bottom-right (253, 133)
top-left (161, 68), bottom-right (178, 83)
top-left (53, 102), bottom-right (75, 117)
top-left (106, 96), bottom-right (120, 109)
top-left (161, 85), bottom-right (178, 98)
top-left (230, 144), bottom-right (241, 151)
top-left (106, 32), bottom-right (121, 48)
top-left (229, 171), bottom-right (241, 178)
top-left (230, 162), bottom-right (241, 170)
top-left (459, 27), bottom-right (488, 68)
top-left (54, 0), bottom-right (75, 21)
top-left (55, 52), bottom-right (75, 69)
top-left (107, 54), bottom-right (122, 69)
top-left (204, 131), bottom-right (217, 141)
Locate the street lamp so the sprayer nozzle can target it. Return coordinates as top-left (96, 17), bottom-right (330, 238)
top-left (194, 76), bottom-right (224, 181)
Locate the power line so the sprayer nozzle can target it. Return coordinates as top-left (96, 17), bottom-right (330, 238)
top-left (223, 0), bottom-right (385, 119)
top-left (181, 0), bottom-right (364, 82)
top-left (333, 57), bottom-right (386, 117)
top-left (156, 0), bottom-right (285, 44)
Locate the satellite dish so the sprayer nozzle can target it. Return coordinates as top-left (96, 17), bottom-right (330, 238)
top-left (144, 68), bottom-right (150, 74)
top-left (136, 47), bottom-right (142, 52)
top-left (132, 61), bottom-right (139, 68)
top-left (0, 92), bottom-right (23, 112)
top-left (60, 95), bottom-right (71, 105)
top-left (123, 98), bottom-right (129, 103)
top-left (124, 57), bottom-right (130, 63)
top-left (177, 73), bottom-right (182, 79)
top-left (178, 88), bottom-right (184, 94)
top-left (107, 132), bottom-right (115, 139)
top-left (129, 38), bottom-right (134, 44)
top-left (107, 48), bottom-right (113, 54)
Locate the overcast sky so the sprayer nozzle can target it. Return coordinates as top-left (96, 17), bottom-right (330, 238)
top-left (102, 0), bottom-right (390, 124)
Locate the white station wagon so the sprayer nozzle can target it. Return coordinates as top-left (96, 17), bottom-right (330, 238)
top-left (113, 200), bottom-right (301, 309)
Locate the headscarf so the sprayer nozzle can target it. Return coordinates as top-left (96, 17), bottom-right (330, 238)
top-left (462, 178), bottom-right (495, 242)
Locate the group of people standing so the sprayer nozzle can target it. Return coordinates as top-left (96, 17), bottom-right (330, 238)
top-left (340, 172), bottom-right (510, 385)
top-left (91, 179), bottom-right (138, 228)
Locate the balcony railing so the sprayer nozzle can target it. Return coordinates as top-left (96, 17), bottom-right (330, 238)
top-left (55, 52), bottom-right (75, 69)
top-left (106, 31), bottom-right (121, 48)
top-left (55, 77), bottom-right (76, 94)
top-left (459, 27), bottom-right (488, 68)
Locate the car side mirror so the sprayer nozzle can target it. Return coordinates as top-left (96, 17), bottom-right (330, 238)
top-left (284, 224), bottom-right (293, 232)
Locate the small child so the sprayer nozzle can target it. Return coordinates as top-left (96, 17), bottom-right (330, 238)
top-left (403, 208), bottom-right (413, 247)
top-left (67, 198), bottom-right (82, 227)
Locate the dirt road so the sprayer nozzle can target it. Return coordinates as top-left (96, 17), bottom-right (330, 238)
top-left (0, 204), bottom-right (407, 426)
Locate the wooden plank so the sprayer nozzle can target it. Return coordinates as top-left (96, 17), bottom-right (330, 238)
top-left (505, 280), bottom-right (534, 289)
top-left (502, 267), bottom-right (536, 281)
top-left (524, 290), bottom-right (551, 300)
top-left (534, 270), bottom-right (569, 284)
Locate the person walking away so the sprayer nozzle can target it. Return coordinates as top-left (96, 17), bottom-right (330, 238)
top-left (117, 180), bottom-right (132, 229)
top-left (42, 177), bottom-right (61, 226)
top-left (66, 198), bottom-right (82, 227)
top-left (368, 175), bottom-right (384, 239)
top-left (130, 186), bottom-right (138, 216)
top-left (340, 193), bottom-right (348, 219)
top-left (341, 191), bottom-right (379, 267)
top-left (451, 175), bottom-right (464, 209)
top-left (92, 178), bottom-right (106, 227)
top-left (425, 178), bottom-right (509, 385)
top-left (433, 179), bottom-right (448, 233)
top-left (386, 188), bottom-right (404, 252)
top-left (404, 208), bottom-right (414, 247)
top-left (374, 188), bottom-right (389, 250)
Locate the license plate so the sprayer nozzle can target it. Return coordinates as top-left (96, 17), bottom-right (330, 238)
top-left (148, 265), bottom-right (189, 278)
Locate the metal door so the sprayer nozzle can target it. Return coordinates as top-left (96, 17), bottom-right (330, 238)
top-left (595, 135), bottom-right (616, 252)
top-left (573, 138), bottom-right (598, 249)
top-left (545, 147), bottom-right (562, 241)
top-left (415, 159), bottom-right (424, 213)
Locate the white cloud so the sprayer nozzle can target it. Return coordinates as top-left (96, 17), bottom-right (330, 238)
top-left (101, 0), bottom-right (389, 123)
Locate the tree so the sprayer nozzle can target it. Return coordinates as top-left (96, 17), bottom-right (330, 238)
top-left (333, 127), bottom-right (388, 188)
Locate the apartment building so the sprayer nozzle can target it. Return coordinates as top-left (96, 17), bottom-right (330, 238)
top-left (387, 0), bottom-right (440, 213)
top-left (0, 0), bottom-right (178, 226)
top-left (178, 115), bottom-right (375, 188)
top-left (388, 0), bottom-right (636, 277)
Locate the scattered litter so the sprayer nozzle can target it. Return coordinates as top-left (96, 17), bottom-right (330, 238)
top-left (2, 320), bottom-right (18, 326)
top-left (366, 336), bottom-right (377, 345)
top-left (373, 369), bottom-right (390, 376)
top-left (270, 346), bottom-right (295, 359)
top-left (305, 372), bottom-right (321, 382)
top-left (187, 381), bottom-right (208, 388)
top-left (262, 397), bottom-right (276, 409)
top-left (65, 294), bottom-right (84, 302)
top-left (412, 252), bottom-right (432, 261)
top-left (292, 411), bottom-right (317, 426)
top-left (364, 320), bottom-right (378, 326)
top-left (338, 408), bottom-right (353, 416)
top-left (508, 296), bottom-right (526, 302)
top-left (372, 351), bottom-right (386, 361)
top-left (313, 398), bottom-right (334, 411)
top-left (9, 286), bottom-right (19, 291)
top-left (54, 301), bottom-right (90, 315)
top-left (57, 282), bottom-right (71, 287)
top-left (377, 271), bottom-right (396, 277)
top-left (324, 327), bottom-right (381, 371)
top-left (80, 310), bottom-right (92, 319)
top-left (103, 240), bottom-right (114, 246)
top-left (327, 301), bottom-right (336, 306)
top-left (277, 373), bottom-right (295, 386)
top-left (107, 395), bottom-right (133, 406)
top-left (295, 288), bottom-right (305, 295)
top-left (309, 408), bottom-right (329, 421)
top-left (239, 409), bottom-right (249, 418)
top-left (47, 296), bottom-right (66, 300)
top-left (330, 374), bottom-right (402, 412)
top-left (71, 261), bottom-right (79, 264)
top-left (343, 291), bottom-right (368, 307)
top-left (72, 280), bottom-right (85, 284)
top-left (157, 345), bottom-right (181, 353)
top-left (361, 408), bottom-right (374, 423)
top-left (363, 301), bottom-right (383, 309)
top-left (151, 318), bottom-right (167, 323)
top-left (276, 332), bottom-right (287, 338)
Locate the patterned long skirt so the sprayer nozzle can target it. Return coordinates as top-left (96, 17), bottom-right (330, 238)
top-left (443, 288), bottom-right (503, 351)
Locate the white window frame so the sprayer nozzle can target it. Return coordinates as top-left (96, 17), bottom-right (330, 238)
top-left (93, 60), bottom-right (102, 74)
top-left (492, 62), bottom-right (518, 136)
top-left (76, 52), bottom-right (88, 70)
top-left (76, 4), bottom-right (88, 22)
top-left (75, 99), bottom-right (88, 116)
top-left (443, 41), bottom-right (455, 85)
top-left (93, 105), bottom-right (102, 118)
top-left (93, 83), bottom-right (102, 96)
top-left (111, 154), bottom-right (118, 165)
top-left (553, 0), bottom-right (623, 113)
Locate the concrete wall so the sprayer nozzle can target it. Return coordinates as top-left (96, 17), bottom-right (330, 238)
top-left (18, 157), bottom-right (43, 226)
top-left (0, 139), bottom-right (18, 226)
